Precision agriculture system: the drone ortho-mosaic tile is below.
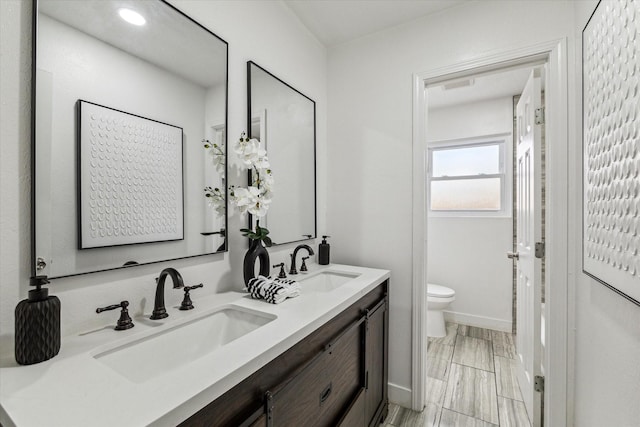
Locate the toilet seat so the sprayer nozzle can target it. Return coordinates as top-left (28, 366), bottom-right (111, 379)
top-left (427, 284), bottom-right (455, 298)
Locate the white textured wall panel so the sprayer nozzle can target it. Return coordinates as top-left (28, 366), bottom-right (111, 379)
top-left (583, 0), bottom-right (640, 303)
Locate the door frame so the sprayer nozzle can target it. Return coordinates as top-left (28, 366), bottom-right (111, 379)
top-left (411, 39), bottom-right (570, 426)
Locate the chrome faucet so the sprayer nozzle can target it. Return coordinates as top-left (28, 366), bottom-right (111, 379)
top-left (150, 267), bottom-right (184, 319)
top-left (289, 244), bottom-right (315, 275)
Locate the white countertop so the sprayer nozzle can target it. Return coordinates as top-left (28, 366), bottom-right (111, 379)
top-left (0, 264), bottom-right (389, 427)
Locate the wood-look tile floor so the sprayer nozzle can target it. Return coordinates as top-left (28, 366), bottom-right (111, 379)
top-left (383, 323), bottom-right (531, 427)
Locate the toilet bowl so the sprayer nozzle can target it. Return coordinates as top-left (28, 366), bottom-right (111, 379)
top-left (427, 283), bottom-right (456, 338)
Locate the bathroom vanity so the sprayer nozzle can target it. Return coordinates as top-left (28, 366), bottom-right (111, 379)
top-left (182, 273), bottom-right (388, 427)
top-left (0, 265), bottom-right (389, 427)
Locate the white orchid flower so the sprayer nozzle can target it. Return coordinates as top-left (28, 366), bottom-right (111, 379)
top-left (253, 152), bottom-right (270, 169)
top-left (206, 133), bottom-right (275, 239)
top-left (204, 139), bottom-right (226, 177)
top-left (261, 171), bottom-right (275, 191)
top-left (212, 153), bottom-right (225, 174)
top-left (248, 191), bottom-right (271, 217)
top-left (204, 186), bottom-right (226, 218)
top-left (234, 137), bottom-right (264, 166)
top-left (248, 202), bottom-right (268, 217)
top-left (230, 187), bottom-right (253, 213)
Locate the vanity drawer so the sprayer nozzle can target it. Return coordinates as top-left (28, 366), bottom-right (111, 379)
top-left (269, 315), bottom-right (364, 426)
top-left (337, 388), bottom-right (366, 427)
top-left (269, 351), bottom-right (329, 425)
top-left (320, 319), bottom-right (364, 425)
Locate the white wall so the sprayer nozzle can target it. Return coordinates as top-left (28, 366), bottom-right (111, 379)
top-left (570, 1), bottom-right (640, 426)
top-left (327, 0), bottom-right (575, 405)
top-left (427, 97), bottom-right (513, 331)
top-left (0, 0), bottom-right (327, 341)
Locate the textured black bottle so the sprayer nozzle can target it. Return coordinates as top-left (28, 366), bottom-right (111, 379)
top-left (15, 276), bottom-right (61, 365)
top-left (318, 235), bottom-right (331, 265)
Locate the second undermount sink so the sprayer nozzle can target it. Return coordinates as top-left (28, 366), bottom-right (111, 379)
top-left (93, 306), bottom-right (276, 383)
top-left (301, 270), bottom-right (361, 293)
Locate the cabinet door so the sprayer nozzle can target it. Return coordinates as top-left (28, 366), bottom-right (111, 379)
top-left (365, 298), bottom-right (388, 427)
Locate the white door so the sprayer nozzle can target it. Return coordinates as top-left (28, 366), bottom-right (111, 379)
top-left (512, 69), bottom-right (543, 426)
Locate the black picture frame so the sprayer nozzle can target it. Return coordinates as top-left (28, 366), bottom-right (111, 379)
top-left (76, 100), bottom-right (185, 250)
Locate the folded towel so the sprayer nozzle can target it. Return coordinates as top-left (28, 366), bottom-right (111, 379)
top-left (270, 276), bottom-right (301, 291)
top-left (246, 275), bottom-right (300, 304)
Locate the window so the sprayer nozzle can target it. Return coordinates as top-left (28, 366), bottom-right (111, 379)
top-left (428, 136), bottom-right (510, 216)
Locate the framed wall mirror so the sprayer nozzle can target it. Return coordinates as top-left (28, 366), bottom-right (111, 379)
top-left (247, 61), bottom-right (316, 245)
top-left (33, 0), bottom-right (228, 278)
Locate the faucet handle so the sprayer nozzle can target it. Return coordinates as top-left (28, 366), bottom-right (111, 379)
top-left (272, 263), bottom-right (287, 279)
top-left (96, 301), bottom-right (134, 331)
top-left (300, 256), bottom-right (309, 272)
top-left (180, 284), bottom-right (203, 311)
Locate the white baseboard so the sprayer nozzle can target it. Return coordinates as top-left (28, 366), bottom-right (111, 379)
top-left (444, 311), bottom-right (512, 332)
top-left (388, 382), bottom-right (412, 408)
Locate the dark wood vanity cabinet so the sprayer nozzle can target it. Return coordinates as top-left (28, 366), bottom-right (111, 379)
top-left (180, 280), bottom-right (389, 427)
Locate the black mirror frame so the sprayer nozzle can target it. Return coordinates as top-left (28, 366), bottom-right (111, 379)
top-left (31, 0), bottom-right (229, 278)
top-left (246, 61), bottom-right (317, 247)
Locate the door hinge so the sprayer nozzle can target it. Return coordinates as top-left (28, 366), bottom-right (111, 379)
top-left (535, 107), bottom-right (545, 125)
top-left (535, 242), bottom-right (545, 259)
top-left (534, 375), bottom-right (545, 393)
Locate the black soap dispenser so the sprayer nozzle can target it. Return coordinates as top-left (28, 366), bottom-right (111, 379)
top-left (318, 235), bottom-right (331, 265)
top-left (15, 276), bottom-right (61, 365)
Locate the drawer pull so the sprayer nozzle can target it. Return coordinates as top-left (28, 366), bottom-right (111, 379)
top-left (319, 383), bottom-right (332, 405)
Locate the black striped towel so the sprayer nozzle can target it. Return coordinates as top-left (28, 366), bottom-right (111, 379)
top-left (246, 275), bottom-right (301, 304)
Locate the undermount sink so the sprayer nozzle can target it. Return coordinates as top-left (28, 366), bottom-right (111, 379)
top-left (93, 306), bottom-right (275, 383)
top-left (301, 270), bottom-right (361, 293)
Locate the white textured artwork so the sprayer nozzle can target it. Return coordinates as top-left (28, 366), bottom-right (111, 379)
top-left (583, 0), bottom-right (640, 304)
top-left (78, 101), bottom-right (184, 249)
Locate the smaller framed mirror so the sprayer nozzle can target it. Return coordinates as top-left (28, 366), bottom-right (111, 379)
top-left (247, 61), bottom-right (317, 245)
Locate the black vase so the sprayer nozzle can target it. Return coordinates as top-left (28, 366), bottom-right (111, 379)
top-left (243, 239), bottom-right (270, 285)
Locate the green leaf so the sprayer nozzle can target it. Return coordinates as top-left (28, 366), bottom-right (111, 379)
top-left (263, 236), bottom-right (273, 247)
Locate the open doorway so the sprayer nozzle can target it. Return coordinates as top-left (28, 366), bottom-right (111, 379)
top-left (411, 39), bottom-right (569, 427)
top-left (423, 63), bottom-right (543, 426)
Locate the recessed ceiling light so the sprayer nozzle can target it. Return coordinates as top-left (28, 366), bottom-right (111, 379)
top-left (118, 8), bottom-right (146, 26)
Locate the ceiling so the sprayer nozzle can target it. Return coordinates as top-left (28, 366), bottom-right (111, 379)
top-left (39, 0), bottom-right (227, 88)
top-left (284, 0), bottom-right (470, 46)
top-left (282, 1), bottom-right (540, 108)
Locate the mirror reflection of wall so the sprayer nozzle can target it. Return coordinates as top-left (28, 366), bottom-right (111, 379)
top-left (247, 62), bottom-right (316, 245)
top-left (34, 0), bottom-right (228, 278)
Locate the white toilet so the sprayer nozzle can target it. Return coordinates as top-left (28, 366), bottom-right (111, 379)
top-left (427, 283), bottom-right (456, 338)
